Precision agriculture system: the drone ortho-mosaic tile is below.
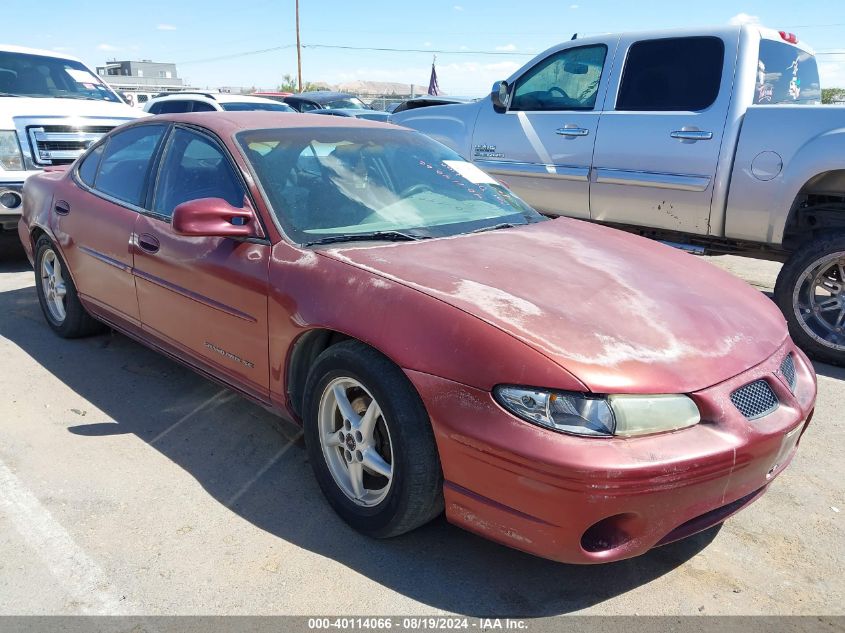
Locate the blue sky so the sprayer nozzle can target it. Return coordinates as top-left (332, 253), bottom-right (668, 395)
top-left (5, 0), bottom-right (845, 94)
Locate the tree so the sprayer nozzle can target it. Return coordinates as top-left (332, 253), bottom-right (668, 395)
top-left (822, 88), bottom-right (845, 104)
top-left (278, 74), bottom-right (298, 93)
top-left (278, 73), bottom-right (324, 93)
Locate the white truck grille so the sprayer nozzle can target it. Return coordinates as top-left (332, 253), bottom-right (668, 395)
top-left (13, 116), bottom-right (135, 167)
top-left (27, 125), bottom-right (114, 165)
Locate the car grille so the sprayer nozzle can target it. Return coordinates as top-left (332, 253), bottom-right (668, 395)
top-left (26, 125), bottom-right (116, 166)
top-left (730, 380), bottom-right (779, 420)
top-left (779, 354), bottom-right (797, 392)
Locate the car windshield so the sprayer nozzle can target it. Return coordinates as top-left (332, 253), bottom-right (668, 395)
top-left (221, 102), bottom-right (294, 112)
top-left (0, 51), bottom-right (120, 102)
top-left (237, 127), bottom-right (546, 244)
top-left (324, 97), bottom-right (368, 109)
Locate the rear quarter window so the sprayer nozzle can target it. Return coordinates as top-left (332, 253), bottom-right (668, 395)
top-left (616, 36), bottom-right (725, 111)
top-left (755, 40), bottom-right (821, 105)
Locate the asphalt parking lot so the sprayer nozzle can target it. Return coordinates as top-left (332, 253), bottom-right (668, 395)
top-left (0, 232), bottom-right (842, 617)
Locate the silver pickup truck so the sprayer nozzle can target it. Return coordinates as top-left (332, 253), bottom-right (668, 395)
top-left (392, 25), bottom-right (845, 365)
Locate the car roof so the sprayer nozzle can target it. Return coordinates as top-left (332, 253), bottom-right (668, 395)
top-left (289, 91), bottom-right (358, 103)
top-left (147, 92), bottom-right (283, 105)
top-left (0, 44), bottom-right (82, 62)
top-left (138, 110), bottom-right (402, 136)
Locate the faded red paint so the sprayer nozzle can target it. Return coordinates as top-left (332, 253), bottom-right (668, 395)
top-left (18, 112), bottom-right (817, 564)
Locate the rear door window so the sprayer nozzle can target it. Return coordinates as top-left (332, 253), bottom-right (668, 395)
top-left (93, 124), bottom-right (167, 207)
top-left (149, 99), bottom-right (192, 114)
top-left (77, 144), bottom-right (104, 187)
top-left (616, 37), bottom-right (724, 111)
top-left (755, 40), bottom-right (821, 104)
top-left (190, 100), bottom-right (216, 112)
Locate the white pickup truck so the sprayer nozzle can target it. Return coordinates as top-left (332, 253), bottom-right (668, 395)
top-left (0, 45), bottom-right (138, 231)
top-left (392, 25), bottom-right (845, 366)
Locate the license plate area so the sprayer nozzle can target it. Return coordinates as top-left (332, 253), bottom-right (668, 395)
top-left (766, 421), bottom-right (805, 479)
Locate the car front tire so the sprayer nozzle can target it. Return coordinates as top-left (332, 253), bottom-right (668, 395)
top-left (303, 340), bottom-right (444, 538)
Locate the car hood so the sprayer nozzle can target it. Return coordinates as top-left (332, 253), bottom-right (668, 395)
top-left (3, 96), bottom-right (140, 121)
top-left (320, 218), bottom-right (787, 394)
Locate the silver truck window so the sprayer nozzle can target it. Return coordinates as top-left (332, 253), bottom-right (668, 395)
top-left (616, 36), bottom-right (724, 112)
top-left (510, 45), bottom-right (607, 112)
top-left (755, 40), bottom-right (821, 105)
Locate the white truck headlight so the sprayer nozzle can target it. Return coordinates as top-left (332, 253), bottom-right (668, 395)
top-left (494, 386), bottom-right (700, 437)
top-left (0, 131), bottom-right (24, 171)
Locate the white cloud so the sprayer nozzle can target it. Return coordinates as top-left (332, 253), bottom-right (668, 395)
top-left (423, 41), bottom-right (432, 48)
top-left (156, 23), bottom-right (177, 31)
top-left (570, 4), bottom-right (579, 8)
top-left (453, 4), bottom-right (464, 11)
top-left (495, 44), bottom-right (517, 52)
top-left (459, 45), bottom-right (469, 51)
top-left (820, 58), bottom-right (845, 89)
top-left (97, 43), bottom-right (119, 51)
top-left (728, 12), bottom-right (760, 25)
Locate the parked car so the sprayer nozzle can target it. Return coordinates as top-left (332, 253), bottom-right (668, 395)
top-left (308, 108), bottom-right (391, 122)
top-left (283, 91), bottom-right (373, 112)
top-left (392, 25), bottom-right (845, 367)
top-left (19, 112), bottom-right (815, 564)
top-left (144, 92), bottom-right (295, 114)
top-left (251, 91), bottom-right (293, 102)
top-left (390, 95), bottom-right (479, 114)
top-left (0, 44), bottom-right (139, 234)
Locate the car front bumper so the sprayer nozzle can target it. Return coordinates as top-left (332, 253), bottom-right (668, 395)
top-left (405, 339), bottom-right (816, 564)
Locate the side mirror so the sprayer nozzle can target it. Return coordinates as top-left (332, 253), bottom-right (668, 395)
top-left (491, 80), bottom-right (510, 112)
top-left (172, 197), bottom-right (256, 238)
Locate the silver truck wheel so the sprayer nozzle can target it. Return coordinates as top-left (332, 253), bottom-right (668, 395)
top-left (776, 234), bottom-right (845, 366)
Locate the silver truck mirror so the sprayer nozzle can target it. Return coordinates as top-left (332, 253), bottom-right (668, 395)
top-left (491, 81), bottom-right (510, 111)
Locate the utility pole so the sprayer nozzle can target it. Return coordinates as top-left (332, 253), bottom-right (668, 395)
top-left (295, 0), bottom-right (302, 93)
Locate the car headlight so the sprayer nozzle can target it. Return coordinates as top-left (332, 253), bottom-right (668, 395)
top-left (493, 386), bottom-right (700, 437)
top-left (0, 131), bottom-right (24, 171)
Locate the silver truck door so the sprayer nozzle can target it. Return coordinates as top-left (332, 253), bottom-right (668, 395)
top-left (591, 34), bottom-right (737, 234)
top-left (470, 41), bottom-right (614, 219)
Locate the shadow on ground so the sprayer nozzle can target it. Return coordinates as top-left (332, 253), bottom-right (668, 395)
top-left (0, 246), bottom-right (720, 617)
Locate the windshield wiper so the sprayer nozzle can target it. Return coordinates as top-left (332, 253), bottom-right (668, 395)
top-left (53, 94), bottom-right (99, 100)
top-left (304, 230), bottom-right (429, 246)
top-left (468, 222), bottom-right (524, 234)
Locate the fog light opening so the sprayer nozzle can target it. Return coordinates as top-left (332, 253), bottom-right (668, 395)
top-left (580, 513), bottom-right (641, 553)
top-left (0, 190), bottom-right (22, 210)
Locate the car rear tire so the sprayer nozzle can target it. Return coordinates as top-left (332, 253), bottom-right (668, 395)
top-left (775, 233), bottom-right (845, 366)
top-left (303, 340), bottom-right (444, 538)
top-left (34, 236), bottom-right (104, 338)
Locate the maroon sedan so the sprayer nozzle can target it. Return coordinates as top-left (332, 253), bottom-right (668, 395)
top-left (18, 113), bottom-right (816, 563)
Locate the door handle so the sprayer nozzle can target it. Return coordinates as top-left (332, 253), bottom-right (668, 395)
top-left (54, 200), bottom-right (70, 215)
top-left (137, 233), bottom-right (160, 254)
top-left (556, 126), bottom-right (590, 137)
top-left (670, 130), bottom-right (713, 141)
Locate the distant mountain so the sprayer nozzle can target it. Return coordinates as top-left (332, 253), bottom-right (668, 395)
top-left (335, 80), bottom-right (430, 96)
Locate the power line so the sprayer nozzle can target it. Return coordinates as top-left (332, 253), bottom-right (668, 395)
top-left (175, 41), bottom-right (845, 66)
top-left (178, 45), bottom-right (295, 65)
top-left (302, 43), bottom-right (537, 56)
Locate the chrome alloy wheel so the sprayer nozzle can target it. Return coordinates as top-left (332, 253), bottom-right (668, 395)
top-left (318, 377), bottom-right (394, 507)
top-left (40, 248), bottom-right (67, 323)
top-left (794, 251), bottom-right (845, 351)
